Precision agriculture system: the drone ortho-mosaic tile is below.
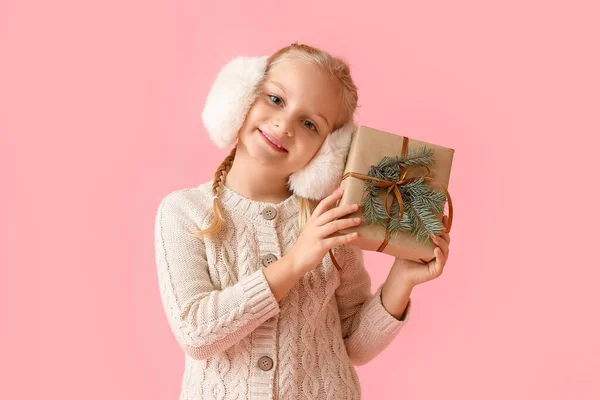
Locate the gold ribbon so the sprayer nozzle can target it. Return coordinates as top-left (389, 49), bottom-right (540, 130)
top-left (340, 137), bottom-right (453, 261)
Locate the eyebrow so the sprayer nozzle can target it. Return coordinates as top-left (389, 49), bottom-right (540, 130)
top-left (315, 112), bottom-right (330, 129)
top-left (269, 80), bottom-right (288, 95)
top-left (268, 80), bottom-right (331, 129)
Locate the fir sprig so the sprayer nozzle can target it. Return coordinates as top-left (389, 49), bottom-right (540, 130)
top-left (361, 145), bottom-right (447, 245)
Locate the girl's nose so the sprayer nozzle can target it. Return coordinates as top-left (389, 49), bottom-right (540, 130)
top-left (273, 117), bottom-right (293, 137)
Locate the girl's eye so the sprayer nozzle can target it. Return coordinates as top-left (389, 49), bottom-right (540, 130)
top-left (268, 95), bottom-right (282, 105)
top-left (303, 120), bottom-right (317, 131)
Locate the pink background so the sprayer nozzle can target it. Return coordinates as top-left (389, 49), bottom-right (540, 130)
top-left (2, 0), bottom-right (599, 398)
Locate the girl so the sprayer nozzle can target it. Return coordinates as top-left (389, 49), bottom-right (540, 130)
top-left (155, 42), bottom-right (451, 400)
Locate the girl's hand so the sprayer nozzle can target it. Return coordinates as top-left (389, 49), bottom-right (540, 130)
top-left (389, 215), bottom-right (452, 288)
top-left (287, 188), bottom-right (362, 275)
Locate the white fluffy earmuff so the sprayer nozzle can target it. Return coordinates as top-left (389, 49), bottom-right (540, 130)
top-left (201, 56), bottom-right (355, 201)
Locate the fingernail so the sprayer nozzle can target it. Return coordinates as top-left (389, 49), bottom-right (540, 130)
top-left (354, 217), bottom-right (361, 223)
top-left (352, 204), bottom-right (359, 210)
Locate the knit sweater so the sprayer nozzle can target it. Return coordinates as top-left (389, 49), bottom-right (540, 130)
top-left (154, 180), bottom-right (412, 400)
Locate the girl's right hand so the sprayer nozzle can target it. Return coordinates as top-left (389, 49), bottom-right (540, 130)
top-left (287, 188), bottom-right (362, 275)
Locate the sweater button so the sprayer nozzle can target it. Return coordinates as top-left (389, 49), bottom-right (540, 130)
top-left (261, 206), bottom-right (277, 220)
top-left (261, 254), bottom-right (278, 268)
top-left (257, 356), bottom-right (274, 371)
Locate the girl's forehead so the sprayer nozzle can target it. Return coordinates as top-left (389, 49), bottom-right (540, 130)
top-left (266, 60), bottom-right (339, 93)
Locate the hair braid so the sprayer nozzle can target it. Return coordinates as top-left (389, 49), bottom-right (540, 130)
top-left (194, 146), bottom-right (237, 237)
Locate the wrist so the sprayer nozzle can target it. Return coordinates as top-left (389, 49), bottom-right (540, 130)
top-left (263, 252), bottom-right (305, 302)
top-left (385, 266), bottom-right (415, 292)
top-left (382, 278), bottom-right (413, 298)
top-left (282, 251), bottom-right (306, 280)
top-left (381, 280), bottom-right (413, 320)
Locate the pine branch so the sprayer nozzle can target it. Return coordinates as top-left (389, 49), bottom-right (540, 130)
top-left (420, 190), bottom-right (446, 215)
top-left (405, 196), bottom-right (445, 245)
top-left (359, 145), bottom-right (447, 245)
top-left (363, 193), bottom-right (389, 227)
top-left (376, 146), bottom-right (435, 170)
top-left (398, 146), bottom-right (436, 169)
top-left (372, 196), bottom-right (390, 226)
top-left (362, 192), bottom-right (377, 224)
top-left (387, 200), bottom-right (402, 235)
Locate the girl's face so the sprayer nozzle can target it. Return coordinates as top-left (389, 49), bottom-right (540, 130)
top-left (237, 58), bottom-right (342, 178)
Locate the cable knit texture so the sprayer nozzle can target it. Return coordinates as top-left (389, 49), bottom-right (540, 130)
top-left (154, 180), bottom-right (412, 400)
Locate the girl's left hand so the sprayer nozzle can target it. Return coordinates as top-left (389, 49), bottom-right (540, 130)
top-left (390, 215), bottom-right (452, 288)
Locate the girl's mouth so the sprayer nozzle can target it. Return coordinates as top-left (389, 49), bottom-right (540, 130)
top-left (259, 129), bottom-right (288, 153)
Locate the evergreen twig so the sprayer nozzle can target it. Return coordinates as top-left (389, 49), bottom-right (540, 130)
top-left (361, 145), bottom-right (447, 244)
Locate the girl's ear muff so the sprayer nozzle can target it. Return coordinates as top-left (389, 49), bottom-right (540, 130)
top-left (202, 56), bottom-right (355, 201)
top-left (201, 56), bottom-right (269, 149)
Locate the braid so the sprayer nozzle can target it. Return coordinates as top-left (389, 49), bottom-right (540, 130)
top-left (212, 146), bottom-right (237, 196)
top-left (194, 146), bottom-right (237, 237)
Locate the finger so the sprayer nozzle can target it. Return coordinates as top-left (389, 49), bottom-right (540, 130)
top-left (438, 246), bottom-right (449, 265)
top-left (316, 203), bottom-right (359, 226)
top-left (432, 247), bottom-right (446, 274)
top-left (440, 230), bottom-right (451, 245)
top-left (312, 188), bottom-right (344, 218)
top-left (320, 216), bottom-right (362, 236)
top-left (322, 232), bottom-right (359, 249)
top-left (431, 235), bottom-right (449, 258)
top-left (435, 248), bottom-right (445, 272)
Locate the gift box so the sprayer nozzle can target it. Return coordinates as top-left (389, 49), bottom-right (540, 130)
top-left (335, 125), bottom-right (454, 264)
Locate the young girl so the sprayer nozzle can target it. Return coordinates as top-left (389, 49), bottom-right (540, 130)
top-left (155, 42), bottom-right (451, 400)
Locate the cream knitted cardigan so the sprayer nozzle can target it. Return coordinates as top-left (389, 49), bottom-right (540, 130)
top-left (154, 180), bottom-right (412, 400)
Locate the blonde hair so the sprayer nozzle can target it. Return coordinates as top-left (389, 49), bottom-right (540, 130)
top-left (194, 42), bottom-right (358, 238)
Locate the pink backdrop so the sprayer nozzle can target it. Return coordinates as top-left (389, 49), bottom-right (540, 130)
top-left (2, 0), bottom-right (599, 398)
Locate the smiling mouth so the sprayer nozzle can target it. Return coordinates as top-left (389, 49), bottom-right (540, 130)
top-left (259, 129), bottom-right (288, 152)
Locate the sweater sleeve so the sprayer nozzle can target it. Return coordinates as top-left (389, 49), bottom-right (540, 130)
top-left (154, 192), bottom-right (280, 360)
top-left (334, 244), bottom-right (412, 366)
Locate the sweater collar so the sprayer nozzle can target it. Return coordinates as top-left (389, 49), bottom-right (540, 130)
top-left (215, 180), bottom-right (301, 223)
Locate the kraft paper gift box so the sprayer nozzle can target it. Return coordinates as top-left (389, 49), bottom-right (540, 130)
top-left (334, 125), bottom-right (455, 264)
